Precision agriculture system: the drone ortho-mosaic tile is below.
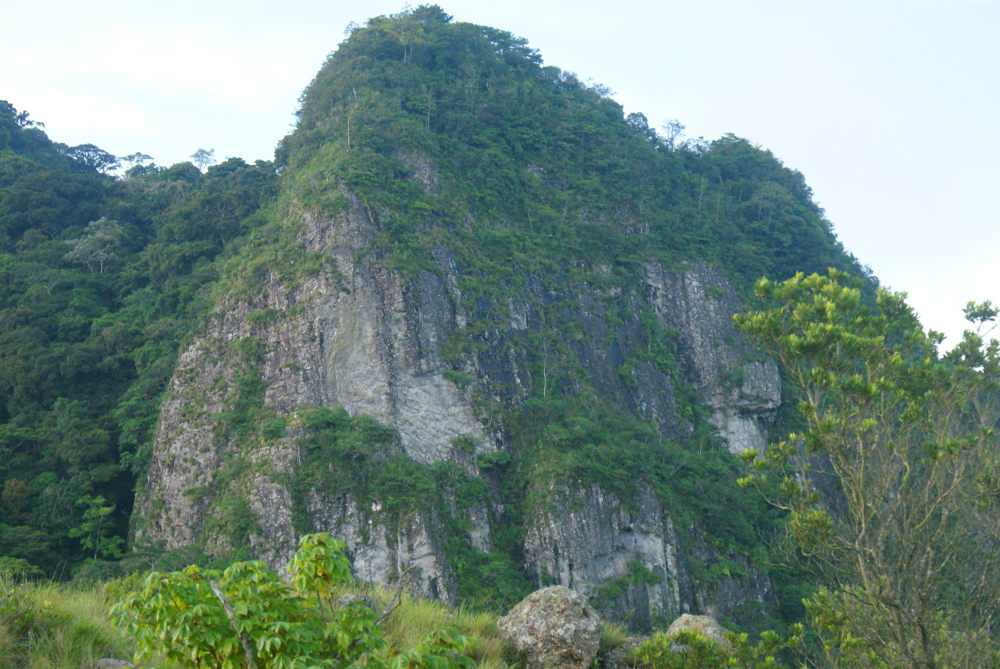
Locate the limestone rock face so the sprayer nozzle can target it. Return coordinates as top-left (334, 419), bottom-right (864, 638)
top-left (644, 263), bottom-right (781, 454)
top-left (135, 195), bottom-right (485, 600)
top-left (524, 485), bottom-right (683, 632)
top-left (497, 586), bottom-right (603, 669)
top-left (522, 484), bottom-right (771, 632)
top-left (305, 491), bottom-right (454, 601)
top-left (135, 182), bottom-right (779, 620)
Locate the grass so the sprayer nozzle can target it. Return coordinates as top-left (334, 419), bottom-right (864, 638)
top-left (599, 621), bottom-right (631, 656)
top-left (378, 589), bottom-right (520, 668)
top-left (0, 575), bottom-right (135, 669)
top-left (0, 573), bottom-right (522, 668)
top-left (1, 572), bottom-right (636, 668)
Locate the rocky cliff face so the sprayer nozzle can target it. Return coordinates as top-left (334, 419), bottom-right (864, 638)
top-left (121, 7), bottom-right (860, 633)
top-left (643, 263), bottom-right (781, 455)
top-left (523, 485), bottom-right (684, 631)
top-left (136, 169), bottom-right (781, 627)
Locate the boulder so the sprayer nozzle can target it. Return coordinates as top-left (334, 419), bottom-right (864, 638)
top-left (497, 586), bottom-right (603, 669)
top-left (665, 613), bottom-right (733, 651)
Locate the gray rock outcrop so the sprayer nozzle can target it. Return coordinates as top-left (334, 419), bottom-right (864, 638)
top-left (524, 485), bottom-right (683, 631)
top-left (644, 263), bottom-right (781, 454)
top-left (135, 175), bottom-right (780, 624)
top-left (666, 613), bottom-right (733, 651)
top-left (497, 586), bottom-right (603, 669)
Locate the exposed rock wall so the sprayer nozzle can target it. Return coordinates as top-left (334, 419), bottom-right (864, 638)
top-left (524, 485), bottom-right (684, 631)
top-left (522, 483), bottom-right (771, 631)
top-left (306, 491), bottom-right (454, 602)
top-left (644, 263), bottom-right (781, 454)
top-left (136, 184), bottom-right (780, 627)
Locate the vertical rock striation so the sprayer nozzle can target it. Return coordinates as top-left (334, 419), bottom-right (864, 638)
top-left (644, 263), bottom-right (781, 455)
top-left (136, 187), bottom-right (780, 627)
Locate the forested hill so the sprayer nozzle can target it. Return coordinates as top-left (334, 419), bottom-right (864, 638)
top-left (279, 4), bottom-right (860, 287)
top-left (130, 5), bottom-right (876, 634)
top-left (1, 4), bottom-right (861, 607)
top-left (0, 101), bottom-right (279, 575)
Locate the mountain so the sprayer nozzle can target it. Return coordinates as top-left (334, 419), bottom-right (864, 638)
top-left (0, 5), bottom-right (868, 633)
top-left (130, 6), bottom-right (863, 631)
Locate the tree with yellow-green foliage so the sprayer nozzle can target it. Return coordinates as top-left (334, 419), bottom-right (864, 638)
top-left (734, 270), bottom-right (1000, 668)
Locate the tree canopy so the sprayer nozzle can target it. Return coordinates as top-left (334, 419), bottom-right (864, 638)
top-left (735, 270), bottom-right (1000, 667)
top-left (0, 100), bottom-right (279, 575)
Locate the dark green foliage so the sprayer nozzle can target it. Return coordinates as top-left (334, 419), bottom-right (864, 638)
top-left (0, 101), bottom-right (279, 574)
top-left (633, 624), bottom-right (804, 668)
top-left (282, 6), bottom-right (860, 301)
top-left (290, 407), bottom-right (415, 522)
top-left (736, 272), bottom-right (1000, 664)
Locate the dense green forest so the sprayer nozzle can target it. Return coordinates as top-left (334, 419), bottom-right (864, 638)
top-left (1, 6), bottom-right (995, 667)
top-left (281, 4), bottom-right (858, 284)
top-left (0, 100), bottom-right (279, 576)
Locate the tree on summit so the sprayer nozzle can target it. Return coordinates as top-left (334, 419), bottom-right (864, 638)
top-left (191, 147), bottom-right (216, 171)
top-left (63, 143), bottom-right (120, 173)
top-left (368, 4), bottom-right (450, 64)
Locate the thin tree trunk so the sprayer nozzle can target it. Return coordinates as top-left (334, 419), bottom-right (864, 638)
top-left (209, 580), bottom-right (257, 669)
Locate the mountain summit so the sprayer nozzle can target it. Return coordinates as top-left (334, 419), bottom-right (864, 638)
top-left (135, 6), bottom-right (860, 630)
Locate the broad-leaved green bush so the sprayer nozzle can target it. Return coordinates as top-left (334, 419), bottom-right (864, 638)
top-left (112, 532), bottom-right (475, 668)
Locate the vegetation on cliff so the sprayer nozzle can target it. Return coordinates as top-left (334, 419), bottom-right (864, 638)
top-left (160, 5), bottom-right (865, 628)
top-left (280, 5), bottom-right (859, 289)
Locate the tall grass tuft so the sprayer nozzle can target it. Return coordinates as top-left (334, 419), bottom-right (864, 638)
top-left (371, 585), bottom-right (519, 667)
top-left (0, 573), bottom-right (133, 669)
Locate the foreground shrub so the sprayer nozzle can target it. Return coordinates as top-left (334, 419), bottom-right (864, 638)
top-left (111, 532), bottom-right (475, 668)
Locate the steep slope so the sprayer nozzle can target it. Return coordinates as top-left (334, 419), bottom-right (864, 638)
top-left (135, 6), bottom-right (861, 630)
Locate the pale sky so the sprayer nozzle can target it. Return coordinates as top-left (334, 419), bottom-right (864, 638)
top-left (2, 0), bottom-right (997, 344)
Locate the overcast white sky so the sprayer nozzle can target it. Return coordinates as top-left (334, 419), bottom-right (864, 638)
top-left (2, 0), bottom-right (997, 344)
